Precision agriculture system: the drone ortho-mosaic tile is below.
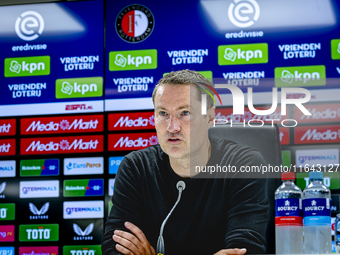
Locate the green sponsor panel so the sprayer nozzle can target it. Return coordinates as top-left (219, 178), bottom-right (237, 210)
top-left (20, 159), bottom-right (44, 176)
top-left (108, 200), bottom-right (113, 216)
top-left (4, 56), bottom-right (50, 77)
top-left (275, 65), bottom-right (326, 87)
top-left (63, 245), bottom-right (102, 255)
top-left (331, 39), bottom-right (340, 60)
top-left (0, 203), bottom-right (15, 220)
top-left (64, 179), bottom-right (89, 197)
top-left (218, 43), bottom-right (268, 65)
top-left (19, 224), bottom-right (59, 242)
top-left (296, 172), bottom-right (339, 190)
top-left (109, 49), bottom-right (157, 71)
top-left (56, 77), bottom-right (103, 99)
top-left (281, 150), bottom-right (291, 168)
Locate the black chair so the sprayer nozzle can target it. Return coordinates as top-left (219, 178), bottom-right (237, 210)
top-left (208, 123), bottom-right (282, 254)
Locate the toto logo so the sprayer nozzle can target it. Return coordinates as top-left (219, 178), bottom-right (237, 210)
top-left (15, 11), bottom-right (44, 41)
top-left (228, 0), bottom-right (260, 28)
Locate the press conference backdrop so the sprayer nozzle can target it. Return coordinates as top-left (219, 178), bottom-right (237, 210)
top-left (1, 0), bottom-right (340, 254)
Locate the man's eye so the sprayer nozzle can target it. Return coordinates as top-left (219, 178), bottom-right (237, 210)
top-left (182, 111), bottom-right (190, 116)
top-left (159, 111), bottom-right (167, 116)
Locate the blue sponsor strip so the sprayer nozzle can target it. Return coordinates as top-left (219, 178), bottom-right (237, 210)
top-left (41, 159), bottom-right (59, 176)
top-left (85, 179), bottom-right (104, 196)
top-left (0, 247), bottom-right (14, 255)
top-left (304, 216), bottom-right (331, 226)
top-left (109, 156), bottom-right (124, 174)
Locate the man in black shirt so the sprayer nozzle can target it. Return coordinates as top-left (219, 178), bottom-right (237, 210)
top-left (102, 70), bottom-right (268, 255)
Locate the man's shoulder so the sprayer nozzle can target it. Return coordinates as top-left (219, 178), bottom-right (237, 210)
top-left (122, 144), bottom-right (166, 167)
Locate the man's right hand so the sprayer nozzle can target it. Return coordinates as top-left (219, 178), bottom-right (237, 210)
top-left (214, 248), bottom-right (247, 255)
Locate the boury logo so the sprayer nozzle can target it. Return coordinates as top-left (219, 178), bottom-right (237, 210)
top-left (277, 200), bottom-right (298, 212)
top-left (29, 202), bottom-right (49, 219)
top-left (304, 200), bottom-right (324, 212)
top-left (73, 223), bottom-right (94, 240)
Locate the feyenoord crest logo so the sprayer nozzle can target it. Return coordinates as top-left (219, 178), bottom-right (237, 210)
top-left (115, 4), bottom-right (154, 43)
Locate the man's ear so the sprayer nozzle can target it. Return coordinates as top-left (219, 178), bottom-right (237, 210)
top-left (207, 106), bottom-right (215, 129)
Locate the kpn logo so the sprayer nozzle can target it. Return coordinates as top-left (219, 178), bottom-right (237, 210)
top-left (218, 43), bottom-right (268, 65)
top-left (19, 224), bottom-right (58, 242)
top-left (275, 65), bottom-right (326, 87)
top-left (331, 39), bottom-right (340, 60)
top-left (109, 49), bottom-right (157, 71)
top-left (56, 77), bottom-right (103, 99)
top-left (4, 56), bottom-right (50, 77)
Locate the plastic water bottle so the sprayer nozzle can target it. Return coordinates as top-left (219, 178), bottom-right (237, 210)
top-left (303, 172), bottom-right (332, 253)
top-left (275, 172), bottom-right (303, 254)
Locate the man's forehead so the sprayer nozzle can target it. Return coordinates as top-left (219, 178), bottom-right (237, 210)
top-left (155, 83), bottom-right (198, 102)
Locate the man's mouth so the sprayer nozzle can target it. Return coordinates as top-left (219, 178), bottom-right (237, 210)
top-left (167, 137), bottom-right (182, 143)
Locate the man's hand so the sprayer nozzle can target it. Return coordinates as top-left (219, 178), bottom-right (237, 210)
top-left (112, 222), bottom-right (156, 255)
top-left (214, 248), bottom-right (247, 255)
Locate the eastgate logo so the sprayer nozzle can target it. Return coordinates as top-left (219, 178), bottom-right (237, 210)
top-left (56, 77), bottom-right (103, 99)
top-left (5, 56), bottom-right (50, 77)
top-left (218, 43), bottom-right (268, 65)
top-left (15, 11), bottom-right (44, 41)
top-left (228, 0), bottom-right (260, 28)
top-left (109, 49), bottom-right (157, 71)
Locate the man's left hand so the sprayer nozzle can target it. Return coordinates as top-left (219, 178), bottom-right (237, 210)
top-left (112, 222), bottom-right (156, 255)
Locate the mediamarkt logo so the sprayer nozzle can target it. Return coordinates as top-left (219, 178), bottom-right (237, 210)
top-left (295, 125), bottom-right (340, 144)
top-left (21, 135), bottom-right (103, 155)
top-left (294, 104), bottom-right (340, 123)
top-left (109, 133), bottom-right (158, 151)
top-left (108, 112), bottom-right (155, 131)
top-left (0, 139), bottom-right (15, 156)
top-left (0, 119), bottom-right (16, 136)
top-left (21, 115), bottom-right (103, 134)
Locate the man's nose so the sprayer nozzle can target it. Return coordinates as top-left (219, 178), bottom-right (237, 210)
top-left (167, 115), bottom-right (181, 133)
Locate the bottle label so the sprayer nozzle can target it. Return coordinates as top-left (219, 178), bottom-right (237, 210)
top-left (275, 198), bottom-right (302, 226)
top-left (303, 198), bottom-right (331, 226)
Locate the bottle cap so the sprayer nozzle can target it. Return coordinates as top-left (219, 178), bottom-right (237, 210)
top-left (281, 172), bottom-right (295, 180)
top-left (309, 172), bottom-right (323, 180)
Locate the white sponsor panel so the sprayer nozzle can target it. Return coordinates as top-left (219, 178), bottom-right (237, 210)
top-left (63, 200), bottom-right (104, 219)
top-left (64, 157), bottom-right (103, 175)
top-left (296, 149), bottom-right (339, 167)
top-left (0, 160), bottom-right (16, 177)
top-left (20, 180), bottom-right (59, 198)
top-left (109, 179), bottom-right (115, 196)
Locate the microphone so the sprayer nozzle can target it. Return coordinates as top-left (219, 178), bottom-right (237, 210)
top-left (156, 181), bottom-right (186, 255)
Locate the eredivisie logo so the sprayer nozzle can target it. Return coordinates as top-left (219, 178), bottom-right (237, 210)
top-left (115, 4), bottom-right (154, 43)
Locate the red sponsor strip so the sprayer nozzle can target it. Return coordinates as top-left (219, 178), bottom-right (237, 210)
top-left (294, 103), bottom-right (340, 123)
top-left (278, 127), bottom-right (290, 145)
top-left (21, 115), bottom-right (103, 135)
top-left (109, 132), bottom-right (158, 151)
top-left (19, 246), bottom-right (58, 255)
top-left (295, 125), bottom-right (340, 144)
top-left (0, 138), bottom-right (16, 156)
top-left (20, 135), bottom-right (103, 155)
top-left (108, 112), bottom-right (155, 131)
top-left (275, 216), bottom-right (303, 226)
top-left (0, 119), bottom-right (16, 136)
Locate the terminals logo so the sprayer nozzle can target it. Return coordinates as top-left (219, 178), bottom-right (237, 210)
top-left (63, 201), bottom-right (104, 219)
top-left (228, 0), bottom-right (260, 28)
top-left (109, 50), bottom-right (157, 71)
top-left (0, 161), bottom-right (16, 178)
top-left (29, 202), bottom-right (49, 219)
top-left (5, 56), bottom-right (50, 77)
top-left (56, 77), bottom-right (103, 99)
top-left (116, 4), bottom-right (154, 43)
top-left (275, 65), bottom-right (326, 87)
top-left (331, 39), bottom-right (340, 60)
top-left (20, 181), bottom-right (59, 198)
top-left (19, 224), bottom-right (59, 241)
top-left (73, 223), bottom-right (94, 240)
top-left (15, 11), bottom-right (44, 41)
top-left (218, 43), bottom-right (268, 65)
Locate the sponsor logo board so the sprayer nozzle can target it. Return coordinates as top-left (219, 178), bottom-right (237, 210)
top-left (29, 202), bottom-right (50, 220)
top-left (218, 43), bottom-right (268, 65)
top-left (64, 179), bottom-right (103, 197)
top-left (0, 247), bottom-right (14, 255)
top-left (295, 125), bottom-right (340, 144)
top-left (275, 65), bottom-right (326, 87)
top-left (0, 139), bottom-right (16, 156)
top-left (21, 115), bottom-right (103, 135)
top-left (279, 127), bottom-right (290, 145)
top-left (281, 150), bottom-right (291, 168)
top-left (331, 39), bottom-right (340, 60)
top-left (278, 43), bottom-right (321, 60)
top-left (109, 156), bottom-right (124, 174)
top-left (228, 0), bottom-right (260, 28)
top-left (20, 180), bottom-right (59, 198)
top-left (5, 56), bottom-right (50, 77)
top-left (63, 201), bottom-right (104, 219)
top-left (61, 55), bottom-right (99, 72)
top-left (0, 204), bottom-right (15, 220)
top-left (20, 159), bottom-right (59, 177)
top-left (56, 77), bottom-right (103, 99)
top-left (0, 225), bottom-right (14, 242)
top-left (0, 119), bottom-right (16, 136)
top-left (64, 157), bottom-right (103, 175)
top-left (296, 172), bottom-right (340, 190)
top-left (296, 149), bottom-right (339, 167)
top-left (19, 246), bottom-right (58, 255)
top-left (167, 49), bottom-right (208, 65)
top-left (20, 135), bottom-right (103, 155)
top-left (109, 49), bottom-right (157, 71)
top-left (19, 224), bottom-right (58, 241)
top-left (109, 179), bottom-right (115, 196)
top-left (108, 132), bottom-right (158, 151)
top-left (294, 104), bottom-right (340, 123)
top-left (0, 160), bottom-right (16, 177)
top-left (72, 223), bottom-right (94, 241)
top-left (15, 11), bottom-right (44, 41)
top-left (63, 245), bottom-right (102, 255)
top-left (108, 112), bottom-right (155, 131)
top-left (0, 182), bottom-right (7, 199)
